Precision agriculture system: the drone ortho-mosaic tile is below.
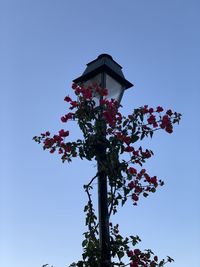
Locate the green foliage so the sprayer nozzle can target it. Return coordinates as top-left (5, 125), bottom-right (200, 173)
top-left (35, 84), bottom-right (181, 267)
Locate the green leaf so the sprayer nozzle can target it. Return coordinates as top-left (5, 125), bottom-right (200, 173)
top-left (132, 135), bottom-right (139, 143)
top-left (84, 205), bottom-right (88, 212)
top-left (117, 251), bottom-right (124, 259)
top-left (82, 239), bottom-right (87, 248)
top-left (139, 113), bottom-right (144, 122)
top-left (122, 197), bottom-right (127, 206)
top-left (140, 131), bottom-right (145, 140)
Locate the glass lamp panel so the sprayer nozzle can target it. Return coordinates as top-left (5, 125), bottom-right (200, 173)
top-left (83, 73), bottom-right (101, 90)
top-left (81, 73), bottom-right (124, 105)
top-left (83, 73), bottom-right (102, 103)
top-left (105, 74), bottom-right (124, 102)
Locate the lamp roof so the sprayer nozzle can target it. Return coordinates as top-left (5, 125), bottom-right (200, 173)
top-left (73, 54), bottom-right (133, 89)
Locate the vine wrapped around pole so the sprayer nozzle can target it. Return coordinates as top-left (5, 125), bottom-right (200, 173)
top-left (34, 83), bottom-right (181, 267)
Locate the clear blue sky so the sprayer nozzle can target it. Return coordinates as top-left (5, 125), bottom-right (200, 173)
top-left (1, 1), bottom-right (199, 267)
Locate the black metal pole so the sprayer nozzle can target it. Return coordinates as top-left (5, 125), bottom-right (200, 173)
top-left (97, 145), bottom-right (111, 267)
top-left (96, 72), bottom-right (111, 267)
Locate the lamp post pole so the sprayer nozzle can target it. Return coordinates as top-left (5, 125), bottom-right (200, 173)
top-left (96, 136), bottom-right (111, 267)
top-left (73, 54), bottom-right (133, 267)
top-left (96, 73), bottom-right (111, 267)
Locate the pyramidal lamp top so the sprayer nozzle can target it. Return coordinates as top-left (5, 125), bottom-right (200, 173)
top-left (73, 54), bottom-right (133, 103)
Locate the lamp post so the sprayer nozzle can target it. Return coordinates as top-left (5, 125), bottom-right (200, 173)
top-left (73, 54), bottom-right (133, 267)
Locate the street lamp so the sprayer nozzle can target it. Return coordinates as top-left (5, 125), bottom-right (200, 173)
top-left (73, 54), bottom-right (133, 267)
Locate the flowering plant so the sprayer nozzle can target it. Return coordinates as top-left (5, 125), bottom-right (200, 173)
top-left (34, 83), bottom-right (181, 267)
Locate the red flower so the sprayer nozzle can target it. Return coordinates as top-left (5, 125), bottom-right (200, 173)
top-left (132, 194), bottom-right (139, 201)
top-left (70, 101), bottom-right (78, 108)
top-left (124, 136), bottom-right (131, 145)
top-left (103, 111), bottom-right (115, 126)
top-left (65, 145), bottom-right (71, 153)
top-left (59, 129), bottom-right (69, 137)
top-left (124, 146), bottom-right (134, 152)
top-left (166, 109), bottom-right (173, 116)
top-left (147, 115), bottom-right (156, 125)
top-left (130, 262), bottom-right (138, 267)
top-left (142, 105), bottom-right (149, 114)
top-left (61, 113), bottom-right (73, 123)
top-left (102, 88), bottom-right (108, 96)
top-left (44, 138), bottom-right (54, 148)
top-left (160, 123), bottom-right (165, 129)
top-left (58, 148), bottom-right (63, 154)
top-left (154, 256), bottom-right (158, 262)
top-left (156, 106), bottom-right (163, 112)
top-left (128, 167), bottom-right (137, 175)
top-left (83, 88), bottom-right (92, 99)
top-left (150, 176), bottom-right (157, 185)
top-left (75, 87), bottom-right (82, 95)
top-left (50, 148), bottom-right (55, 153)
top-left (64, 96), bottom-right (72, 102)
top-left (72, 83), bottom-right (77, 89)
top-left (134, 249), bottom-right (141, 255)
top-left (53, 135), bottom-right (62, 142)
top-left (127, 250), bottom-right (134, 257)
top-left (128, 181), bottom-right (135, 189)
top-left (162, 115), bottom-right (169, 125)
top-left (166, 126), bottom-right (173, 133)
top-left (148, 108), bottom-right (154, 113)
top-left (144, 173), bottom-right (151, 183)
top-left (61, 116), bottom-right (67, 123)
top-left (100, 99), bottom-right (107, 106)
top-left (144, 150), bottom-right (152, 158)
top-left (140, 169), bottom-right (146, 175)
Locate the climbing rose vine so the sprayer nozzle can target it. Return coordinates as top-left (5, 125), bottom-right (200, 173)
top-left (34, 83), bottom-right (181, 267)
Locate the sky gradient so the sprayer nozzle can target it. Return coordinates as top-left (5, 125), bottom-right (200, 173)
top-left (1, 1), bottom-right (200, 267)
